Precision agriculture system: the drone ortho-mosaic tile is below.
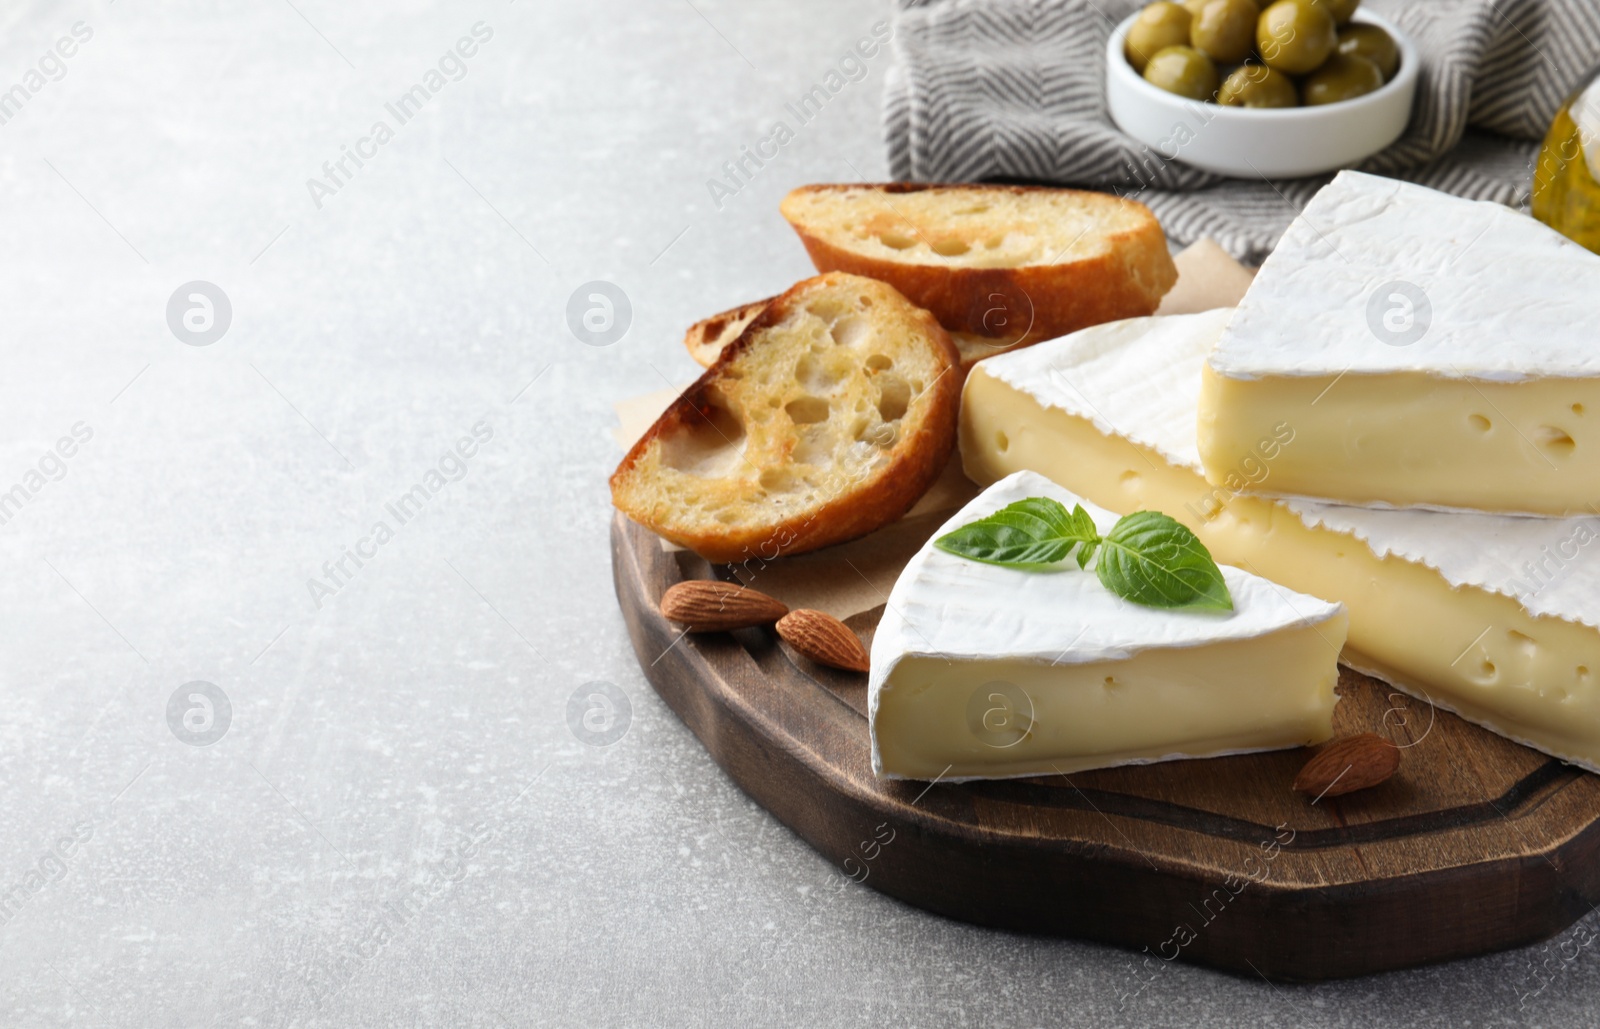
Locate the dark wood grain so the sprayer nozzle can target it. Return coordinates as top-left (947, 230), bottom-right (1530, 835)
top-left (612, 512), bottom-right (1600, 981)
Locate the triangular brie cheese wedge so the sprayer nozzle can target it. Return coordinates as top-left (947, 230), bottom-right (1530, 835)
top-left (964, 309), bottom-right (1600, 772)
top-left (1199, 170), bottom-right (1600, 515)
top-left (869, 470), bottom-right (1346, 781)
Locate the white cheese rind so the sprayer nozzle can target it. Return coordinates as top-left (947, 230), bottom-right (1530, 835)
top-left (867, 470), bottom-right (1345, 781)
top-left (1211, 170), bottom-right (1600, 382)
top-left (982, 311), bottom-right (1600, 629)
top-left (1283, 502), bottom-right (1600, 627)
top-left (870, 469), bottom-right (1341, 671)
top-left (983, 310), bottom-right (1227, 470)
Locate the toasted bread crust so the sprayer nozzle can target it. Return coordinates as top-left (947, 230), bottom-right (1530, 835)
top-left (683, 297), bottom-right (773, 367)
top-left (613, 274), bottom-right (960, 563)
top-left (781, 183), bottom-right (1177, 342)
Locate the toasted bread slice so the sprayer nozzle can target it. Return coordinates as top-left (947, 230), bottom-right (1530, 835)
top-left (683, 297), bottom-right (772, 367)
top-left (613, 273), bottom-right (961, 563)
top-left (686, 299), bottom-right (1026, 371)
top-left (780, 183), bottom-right (1177, 342)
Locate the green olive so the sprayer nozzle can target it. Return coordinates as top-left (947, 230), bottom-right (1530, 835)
top-left (1185, 0), bottom-right (1256, 16)
top-left (1142, 45), bottom-right (1220, 100)
top-left (1191, 0), bottom-right (1258, 64)
top-left (1337, 23), bottom-right (1398, 80)
top-left (1301, 52), bottom-right (1384, 105)
top-left (1217, 63), bottom-right (1298, 107)
top-left (1255, 0), bottom-right (1337, 75)
top-left (1126, 2), bottom-right (1193, 75)
top-left (1305, 0), bottom-right (1359, 24)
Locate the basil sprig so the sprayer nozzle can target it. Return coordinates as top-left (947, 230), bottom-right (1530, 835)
top-left (933, 498), bottom-right (1233, 613)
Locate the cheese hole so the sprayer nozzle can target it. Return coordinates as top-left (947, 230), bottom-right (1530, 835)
top-left (1477, 659), bottom-right (1498, 682)
top-left (1580, 665), bottom-right (1592, 681)
top-left (995, 431), bottom-right (1010, 453)
top-left (931, 238), bottom-right (971, 257)
top-left (1119, 470), bottom-right (1140, 485)
top-left (984, 234), bottom-right (1006, 249)
top-left (865, 353), bottom-right (893, 371)
top-left (1536, 426), bottom-right (1576, 457)
top-left (1468, 414), bottom-right (1491, 432)
top-left (785, 396), bottom-right (830, 425)
top-left (956, 203), bottom-right (992, 216)
top-left (1102, 676), bottom-right (1122, 691)
top-left (1573, 403), bottom-right (1586, 416)
top-left (879, 231), bottom-right (916, 250)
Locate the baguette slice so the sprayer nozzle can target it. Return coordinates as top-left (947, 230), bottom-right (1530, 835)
top-left (685, 297), bottom-right (1025, 372)
top-left (780, 184), bottom-right (1177, 342)
top-left (613, 273), bottom-right (960, 563)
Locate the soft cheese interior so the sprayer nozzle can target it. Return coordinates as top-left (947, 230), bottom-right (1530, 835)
top-left (1199, 171), bottom-right (1600, 516)
top-left (869, 471), bottom-right (1346, 781)
top-left (963, 308), bottom-right (1600, 771)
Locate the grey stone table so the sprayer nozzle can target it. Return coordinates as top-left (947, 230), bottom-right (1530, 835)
top-left (0, 0), bottom-right (1592, 1025)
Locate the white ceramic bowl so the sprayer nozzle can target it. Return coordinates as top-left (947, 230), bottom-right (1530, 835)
top-left (1105, 9), bottom-right (1418, 178)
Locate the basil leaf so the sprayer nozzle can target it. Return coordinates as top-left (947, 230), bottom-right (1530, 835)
top-left (1096, 511), bottom-right (1234, 612)
top-left (933, 497), bottom-right (1099, 569)
top-left (934, 496), bottom-right (1233, 614)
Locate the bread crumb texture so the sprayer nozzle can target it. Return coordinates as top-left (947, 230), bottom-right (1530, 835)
top-left (612, 273), bottom-right (960, 562)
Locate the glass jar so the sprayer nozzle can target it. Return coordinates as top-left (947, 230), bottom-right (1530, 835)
top-left (1532, 69), bottom-right (1600, 253)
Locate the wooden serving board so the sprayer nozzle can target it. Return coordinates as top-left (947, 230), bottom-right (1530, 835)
top-left (612, 511), bottom-right (1600, 981)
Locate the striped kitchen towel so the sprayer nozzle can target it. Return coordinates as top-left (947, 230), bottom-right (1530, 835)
top-left (885, 0), bottom-right (1600, 262)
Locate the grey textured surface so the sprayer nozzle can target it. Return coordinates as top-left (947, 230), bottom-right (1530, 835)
top-left (0, 0), bottom-right (1595, 1026)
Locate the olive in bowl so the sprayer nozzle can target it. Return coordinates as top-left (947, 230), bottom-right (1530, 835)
top-left (1190, 0), bottom-right (1258, 64)
top-left (1302, 52), bottom-right (1384, 106)
top-left (1143, 46), bottom-right (1220, 100)
top-left (1305, 0), bottom-right (1359, 24)
top-left (1125, 2), bottom-right (1193, 74)
top-left (1218, 63), bottom-right (1297, 108)
top-left (1256, 0), bottom-right (1337, 75)
top-left (1337, 22), bottom-right (1399, 79)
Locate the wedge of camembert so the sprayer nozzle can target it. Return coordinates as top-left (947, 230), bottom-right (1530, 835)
top-left (868, 470), bottom-right (1346, 781)
top-left (1198, 170), bottom-right (1600, 516)
top-left (963, 308), bottom-right (1600, 771)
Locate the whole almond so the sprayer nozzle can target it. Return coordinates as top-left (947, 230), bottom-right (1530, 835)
top-left (776, 609), bottom-right (870, 673)
top-left (1293, 733), bottom-right (1399, 799)
top-left (660, 580), bottom-right (787, 632)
